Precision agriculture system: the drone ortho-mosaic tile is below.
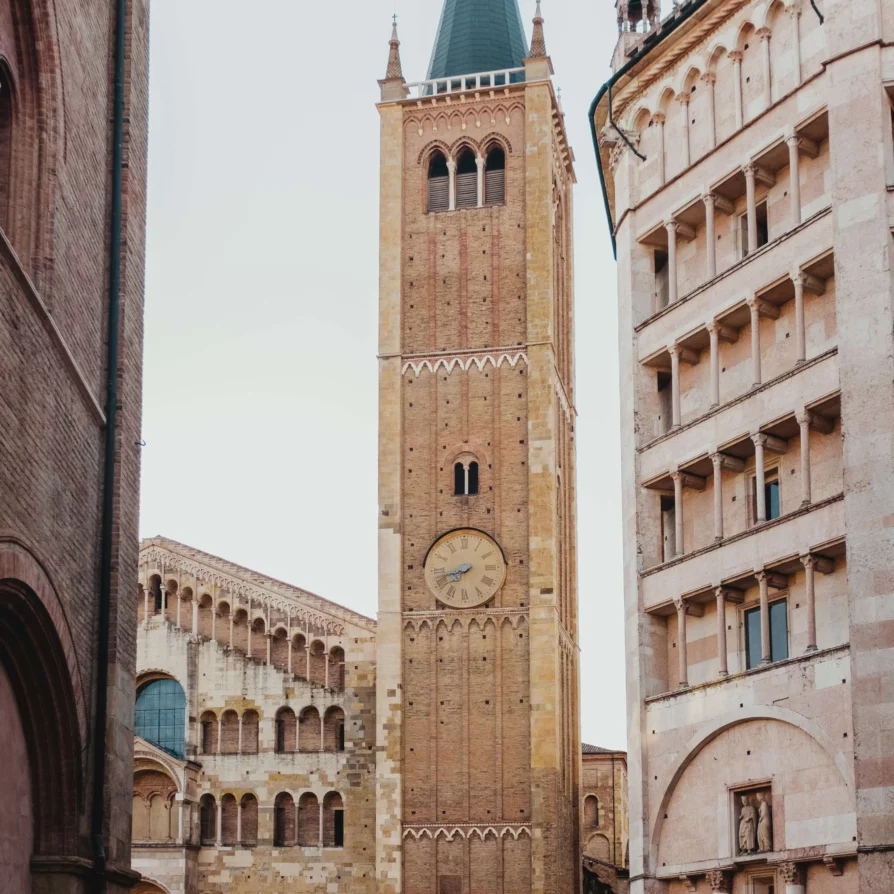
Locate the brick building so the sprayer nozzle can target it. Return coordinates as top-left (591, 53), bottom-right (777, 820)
top-left (592, 0), bottom-right (894, 892)
top-left (582, 746), bottom-right (630, 894)
top-left (0, 0), bottom-right (149, 892)
top-left (375, 1), bottom-right (581, 892)
top-left (131, 538), bottom-right (377, 894)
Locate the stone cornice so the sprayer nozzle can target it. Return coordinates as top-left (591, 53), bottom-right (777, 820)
top-left (402, 822), bottom-right (531, 840)
top-left (140, 538), bottom-right (376, 636)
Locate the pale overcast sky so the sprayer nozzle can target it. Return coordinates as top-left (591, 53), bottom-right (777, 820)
top-left (140, 0), bottom-right (626, 749)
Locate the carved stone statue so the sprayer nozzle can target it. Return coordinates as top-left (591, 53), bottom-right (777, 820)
top-left (757, 791), bottom-right (773, 852)
top-left (738, 795), bottom-right (757, 854)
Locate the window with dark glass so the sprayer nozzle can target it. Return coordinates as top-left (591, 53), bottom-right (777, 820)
top-left (135, 678), bottom-right (186, 759)
top-left (745, 599), bottom-right (789, 669)
top-left (454, 461), bottom-right (479, 496)
top-left (752, 469), bottom-right (781, 523)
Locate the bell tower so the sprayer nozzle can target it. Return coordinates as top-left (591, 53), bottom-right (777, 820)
top-left (376, 3), bottom-right (579, 893)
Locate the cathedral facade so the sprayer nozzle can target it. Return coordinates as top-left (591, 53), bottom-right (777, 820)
top-left (594, 0), bottom-right (894, 892)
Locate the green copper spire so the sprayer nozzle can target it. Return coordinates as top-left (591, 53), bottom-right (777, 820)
top-left (426, 0), bottom-right (529, 80)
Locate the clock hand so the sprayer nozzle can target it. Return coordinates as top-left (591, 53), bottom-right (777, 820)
top-left (446, 562), bottom-right (473, 581)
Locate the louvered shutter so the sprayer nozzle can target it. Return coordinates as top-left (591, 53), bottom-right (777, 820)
top-left (456, 171), bottom-right (477, 208)
top-left (428, 176), bottom-right (449, 212)
top-left (485, 169), bottom-right (505, 205)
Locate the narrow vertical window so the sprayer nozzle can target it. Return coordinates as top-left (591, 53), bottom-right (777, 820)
top-left (468, 462), bottom-right (479, 495)
top-left (485, 146), bottom-right (506, 205)
top-left (428, 151), bottom-right (449, 212)
top-left (200, 795), bottom-right (216, 846)
top-left (455, 149), bottom-right (478, 209)
top-left (454, 462), bottom-right (466, 495)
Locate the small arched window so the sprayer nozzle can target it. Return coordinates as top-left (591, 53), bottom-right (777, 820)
top-left (485, 146), bottom-right (506, 206)
top-left (584, 794), bottom-right (599, 828)
top-left (240, 794), bottom-right (258, 847)
top-left (241, 709), bottom-right (259, 754)
top-left (329, 646), bottom-right (345, 692)
top-left (220, 710), bottom-right (239, 754)
top-left (428, 151), bottom-right (449, 212)
top-left (221, 794), bottom-right (238, 846)
top-left (298, 793), bottom-right (320, 847)
top-left (274, 792), bottom-right (296, 847)
top-left (324, 706), bottom-right (346, 752)
top-left (454, 460), bottom-right (480, 496)
top-left (199, 794), bottom-right (216, 846)
top-left (276, 707), bottom-right (297, 753)
top-left (149, 575), bottom-right (163, 615)
top-left (135, 678), bottom-right (186, 759)
top-left (200, 711), bottom-right (218, 754)
top-left (456, 148), bottom-right (478, 209)
top-left (323, 792), bottom-right (345, 848)
top-left (299, 706), bottom-right (322, 753)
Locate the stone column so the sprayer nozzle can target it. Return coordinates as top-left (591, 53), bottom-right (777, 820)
top-left (758, 28), bottom-right (772, 109)
top-left (678, 94), bottom-right (691, 168)
top-left (665, 221), bottom-right (679, 304)
top-left (674, 597), bottom-right (689, 688)
top-left (237, 801), bottom-right (243, 847)
top-left (287, 614), bottom-right (293, 674)
top-left (744, 163), bottom-right (758, 254)
top-left (787, 136), bottom-right (803, 227)
top-left (780, 862), bottom-right (805, 894)
top-left (238, 714), bottom-right (243, 754)
top-left (247, 605), bottom-right (253, 659)
top-left (708, 321), bottom-right (721, 407)
top-left (789, 7), bottom-right (802, 87)
top-left (669, 344), bottom-right (682, 429)
top-left (216, 801), bottom-right (223, 847)
top-left (797, 410), bottom-right (812, 506)
top-left (447, 158), bottom-right (457, 211)
top-left (192, 597), bottom-right (199, 635)
top-left (476, 155), bottom-right (484, 208)
top-left (228, 609), bottom-right (234, 649)
top-left (748, 296), bottom-right (762, 386)
top-left (792, 272), bottom-right (806, 363)
top-left (757, 570), bottom-right (771, 664)
top-left (653, 113), bottom-right (666, 185)
top-left (753, 433), bottom-right (768, 523)
top-left (217, 717), bottom-right (222, 755)
top-left (325, 634), bottom-right (331, 689)
top-left (802, 554), bottom-right (819, 653)
top-left (672, 471), bottom-right (684, 556)
top-left (704, 194), bottom-right (717, 280)
top-left (321, 712), bottom-right (326, 753)
top-left (730, 51), bottom-right (744, 128)
top-left (711, 452), bottom-right (724, 540)
top-left (702, 72), bottom-right (717, 149)
top-left (715, 589), bottom-right (729, 676)
top-left (143, 585), bottom-right (150, 627)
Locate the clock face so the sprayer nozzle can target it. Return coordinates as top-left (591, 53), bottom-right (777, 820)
top-left (424, 529), bottom-right (507, 609)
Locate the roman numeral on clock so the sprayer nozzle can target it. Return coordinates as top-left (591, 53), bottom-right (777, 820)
top-left (447, 542), bottom-right (457, 554)
top-left (460, 536), bottom-right (468, 549)
top-left (485, 564), bottom-right (497, 572)
top-left (481, 576), bottom-right (494, 587)
top-left (482, 550), bottom-right (494, 559)
top-left (446, 585), bottom-right (456, 598)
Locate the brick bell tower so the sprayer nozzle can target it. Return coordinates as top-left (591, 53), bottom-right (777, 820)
top-left (376, 3), bottom-right (580, 893)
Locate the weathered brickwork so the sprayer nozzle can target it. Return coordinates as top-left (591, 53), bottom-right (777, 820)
top-left (0, 0), bottom-right (148, 890)
top-left (376, 11), bottom-right (580, 893)
top-left (132, 539), bottom-right (377, 894)
top-left (594, 0), bottom-right (894, 892)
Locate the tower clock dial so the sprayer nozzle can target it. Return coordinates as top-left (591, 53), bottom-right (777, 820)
top-left (424, 528), bottom-right (507, 608)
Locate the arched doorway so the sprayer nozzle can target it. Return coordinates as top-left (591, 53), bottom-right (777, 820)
top-left (0, 660), bottom-right (32, 890)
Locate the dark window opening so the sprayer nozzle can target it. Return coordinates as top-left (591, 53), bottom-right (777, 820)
top-left (338, 723), bottom-right (345, 752)
top-left (485, 146), bottom-right (506, 206)
top-left (657, 370), bottom-right (672, 436)
top-left (654, 249), bottom-right (669, 309)
top-left (334, 811), bottom-right (345, 848)
top-left (740, 200), bottom-right (769, 258)
top-left (149, 575), bottom-right (163, 614)
top-left (454, 461), bottom-right (479, 496)
top-left (660, 494), bottom-right (676, 562)
top-left (752, 470), bottom-right (781, 523)
top-left (456, 149), bottom-right (477, 209)
top-left (745, 599), bottom-right (789, 669)
top-left (428, 151), bottom-right (449, 212)
top-left (200, 796), bottom-right (216, 846)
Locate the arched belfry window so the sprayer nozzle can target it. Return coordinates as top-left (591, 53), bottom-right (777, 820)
top-left (485, 146), bottom-right (506, 206)
top-left (455, 149), bottom-right (478, 209)
top-left (454, 460), bottom-right (479, 496)
top-left (428, 151), bottom-right (449, 212)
